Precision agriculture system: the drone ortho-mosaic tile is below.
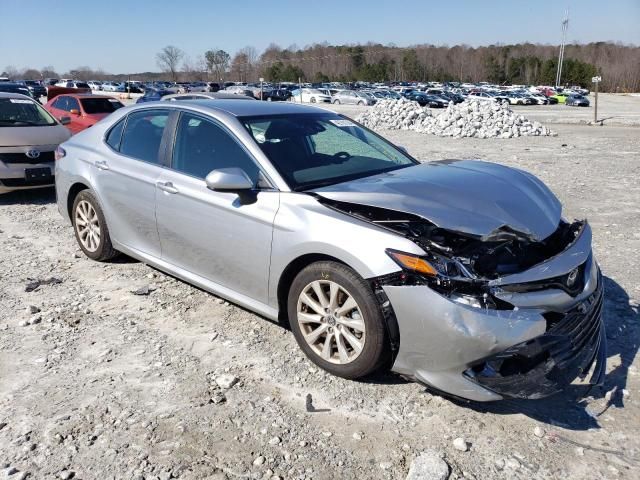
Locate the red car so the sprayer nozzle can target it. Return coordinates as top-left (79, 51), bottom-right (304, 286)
top-left (44, 93), bottom-right (124, 134)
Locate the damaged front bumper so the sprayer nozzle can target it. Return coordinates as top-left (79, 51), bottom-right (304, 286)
top-left (384, 222), bottom-right (606, 402)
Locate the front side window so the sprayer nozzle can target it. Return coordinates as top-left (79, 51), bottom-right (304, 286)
top-left (242, 114), bottom-right (416, 190)
top-left (119, 110), bottom-right (169, 164)
top-left (172, 112), bottom-right (261, 182)
top-left (0, 97), bottom-right (57, 127)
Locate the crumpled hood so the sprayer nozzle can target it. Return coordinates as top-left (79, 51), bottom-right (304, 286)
top-left (313, 160), bottom-right (562, 241)
top-left (0, 124), bottom-right (70, 148)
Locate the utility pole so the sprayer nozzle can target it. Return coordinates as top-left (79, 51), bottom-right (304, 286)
top-left (555, 9), bottom-right (569, 88)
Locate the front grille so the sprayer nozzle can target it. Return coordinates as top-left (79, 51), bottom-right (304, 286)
top-left (1, 176), bottom-right (55, 187)
top-left (0, 151), bottom-right (55, 164)
top-left (499, 256), bottom-right (589, 297)
top-left (465, 275), bottom-right (605, 399)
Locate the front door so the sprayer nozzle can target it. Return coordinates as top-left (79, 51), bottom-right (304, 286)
top-left (155, 111), bottom-right (279, 304)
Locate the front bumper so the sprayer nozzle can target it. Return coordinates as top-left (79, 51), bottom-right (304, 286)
top-left (385, 222), bottom-right (605, 401)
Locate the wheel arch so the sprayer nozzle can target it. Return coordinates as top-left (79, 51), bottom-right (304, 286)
top-left (67, 181), bottom-right (91, 221)
top-left (275, 253), bottom-right (401, 361)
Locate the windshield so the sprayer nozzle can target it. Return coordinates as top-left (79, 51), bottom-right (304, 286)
top-left (241, 113), bottom-right (417, 190)
top-left (0, 97), bottom-right (57, 126)
top-left (81, 97), bottom-right (124, 114)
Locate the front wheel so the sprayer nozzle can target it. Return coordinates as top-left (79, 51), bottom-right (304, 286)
top-left (287, 261), bottom-right (387, 379)
top-left (310, 97), bottom-right (316, 103)
top-left (72, 190), bottom-right (119, 261)
top-left (333, 99), bottom-right (341, 104)
top-left (357, 100), bottom-right (365, 106)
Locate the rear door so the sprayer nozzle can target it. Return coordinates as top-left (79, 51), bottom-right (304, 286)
top-left (92, 108), bottom-right (174, 258)
top-left (155, 110), bottom-right (279, 303)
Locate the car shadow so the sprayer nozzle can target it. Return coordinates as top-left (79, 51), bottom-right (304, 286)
top-left (0, 187), bottom-right (56, 205)
top-left (445, 275), bottom-right (638, 431)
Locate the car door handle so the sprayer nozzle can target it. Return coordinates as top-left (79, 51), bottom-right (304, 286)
top-left (156, 181), bottom-right (179, 194)
top-left (94, 160), bottom-right (109, 170)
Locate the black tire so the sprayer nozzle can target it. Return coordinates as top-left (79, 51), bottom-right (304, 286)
top-left (287, 261), bottom-right (387, 379)
top-left (333, 99), bottom-right (341, 104)
top-left (357, 100), bottom-right (365, 106)
top-left (310, 97), bottom-right (316, 103)
top-left (72, 189), bottom-right (119, 262)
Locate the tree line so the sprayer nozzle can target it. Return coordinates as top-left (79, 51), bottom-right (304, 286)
top-left (3, 42), bottom-right (638, 92)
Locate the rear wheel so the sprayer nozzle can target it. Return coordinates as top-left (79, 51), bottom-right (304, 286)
top-left (72, 190), bottom-right (118, 261)
top-left (357, 100), bottom-right (365, 106)
top-left (333, 99), bottom-right (341, 104)
top-left (288, 261), bottom-right (387, 379)
top-left (310, 97), bottom-right (316, 103)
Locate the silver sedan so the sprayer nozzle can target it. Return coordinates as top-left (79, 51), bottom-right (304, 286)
top-left (55, 100), bottom-right (605, 401)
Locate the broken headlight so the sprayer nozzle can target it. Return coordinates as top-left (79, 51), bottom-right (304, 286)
top-left (385, 249), bottom-right (508, 309)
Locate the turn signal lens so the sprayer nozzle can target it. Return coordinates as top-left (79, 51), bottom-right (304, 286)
top-left (387, 250), bottom-right (437, 276)
top-left (54, 146), bottom-right (66, 161)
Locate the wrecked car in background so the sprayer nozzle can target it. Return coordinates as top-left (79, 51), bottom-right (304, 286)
top-left (55, 100), bottom-right (605, 401)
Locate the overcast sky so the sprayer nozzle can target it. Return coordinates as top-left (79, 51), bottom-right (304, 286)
top-left (1, 0), bottom-right (638, 73)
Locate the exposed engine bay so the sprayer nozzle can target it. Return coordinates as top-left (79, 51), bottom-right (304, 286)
top-left (319, 197), bottom-right (586, 309)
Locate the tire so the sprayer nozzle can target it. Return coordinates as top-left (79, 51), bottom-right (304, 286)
top-left (333, 99), bottom-right (341, 104)
top-left (287, 261), bottom-right (387, 379)
top-left (267, 97), bottom-right (272, 102)
top-left (72, 189), bottom-right (119, 262)
top-left (310, 97), bottom-right (316, 103)
top-left (357, 100), bottom-right (365, 106)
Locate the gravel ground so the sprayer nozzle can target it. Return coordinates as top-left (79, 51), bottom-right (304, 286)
top-left (1, 99), bottom-right (639, 479)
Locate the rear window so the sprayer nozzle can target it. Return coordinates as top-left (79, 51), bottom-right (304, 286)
top-left (0, 98), bottom-right (57, 127)
top-left (81, 98), bottom-right (124, 114)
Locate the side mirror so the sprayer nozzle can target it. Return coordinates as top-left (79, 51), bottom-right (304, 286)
top-left (205, 168), bottom-right (253, 192)
top-left (70, 109), bottom-right (80, 115)
top-left (60, 116), bottom-right (71, 125)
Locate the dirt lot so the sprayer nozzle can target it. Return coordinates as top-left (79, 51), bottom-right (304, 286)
top-left (1, 97), bottom-right (639, 480)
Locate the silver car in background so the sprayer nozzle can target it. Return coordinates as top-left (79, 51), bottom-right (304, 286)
top-left (0, 92), bottom-right (71, 193)
top-left (332, 90), bottom-right (377, 106)
top-left (55, 100), bottom-right (605, 401)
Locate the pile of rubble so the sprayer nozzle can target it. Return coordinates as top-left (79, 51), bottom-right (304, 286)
top-left (356, 98), bottom-right (554, 138)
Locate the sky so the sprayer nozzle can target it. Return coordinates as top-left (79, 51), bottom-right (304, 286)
top-left (1, 0), bottom-right (638, 74)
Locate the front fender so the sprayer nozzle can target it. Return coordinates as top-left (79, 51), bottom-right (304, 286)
top-left (268, 193), bottom-right (423, 308)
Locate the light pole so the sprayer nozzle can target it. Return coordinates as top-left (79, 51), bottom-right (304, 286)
top-left (555, 9), bottom-right (569, 88)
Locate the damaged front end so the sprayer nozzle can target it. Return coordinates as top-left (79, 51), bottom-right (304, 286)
top-left (320, 197), bottom-right (606, 401)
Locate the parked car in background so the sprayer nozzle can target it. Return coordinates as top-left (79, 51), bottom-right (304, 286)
top-left (136, 88), bottom-right (173, 103)
top-left (0, 82), bottom-right (34, 98)
top-left (566, 94), bottom-right (590, 107)
top-left (161, 92), bottom-right (256, 102)
top-left (0, 92), bottom-right (71, 193)
top-left (15, 80), bottom-right (47, 99)
top-left (44, 94), bottom-right (124, 134)
top-left (101, 82), bottom-right (119, 92)
top-left (56, 80), bottom-right (92, 90)
top-left (261, 89), bottom-right (292, 101)
top-left (331, 90), bottom-right (375, 105)
top-left (87, 81), bottom-right (103, 91)
top-left (291, 88), bottom-right (331, 103)
top-left (405, 91), bottom-right (448, 108)
top-left (225, 85), bottom-right (255, 97)
top-left (117, 83), bottom-right (143, 94)
top-left (55, 100), bottom-right (605, 402)
top-left (551, 92), bottom-right (569, 104)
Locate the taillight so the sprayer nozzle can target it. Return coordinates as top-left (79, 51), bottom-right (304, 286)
top-left (54, 146), bottom-right (66, 161)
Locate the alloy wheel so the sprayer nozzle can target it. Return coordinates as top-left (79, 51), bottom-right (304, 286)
top-left (296, 280), bottom-right (366, 364)
top-left (75, 200), bottom-right (101, 252)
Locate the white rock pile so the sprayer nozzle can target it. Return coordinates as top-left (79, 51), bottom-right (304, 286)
top-left (356, 98), bottom-right (554, 138)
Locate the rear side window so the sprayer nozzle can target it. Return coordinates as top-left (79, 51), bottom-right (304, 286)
top-left (118, 110), bottom-right (169, 164)
top-left (105, 118), bottom-right (125, 150)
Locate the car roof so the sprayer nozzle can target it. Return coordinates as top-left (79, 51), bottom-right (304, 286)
top-left (59, 93), bottom-right (116, 99)
top-left (162, 99), bottom-right (329, 117)
top-left (0, 91), bottom-right (35, 100)
top-left (162, 92), bottom-right (253, 101)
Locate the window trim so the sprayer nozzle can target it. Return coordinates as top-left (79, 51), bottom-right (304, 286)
top-left (166, 109), bottom-right (276, 189)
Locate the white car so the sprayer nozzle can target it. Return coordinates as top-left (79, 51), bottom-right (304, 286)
top-left (87, 81), bottom-right (103, 91)
top-left (467, 92), bottom-right (497, 102)
top-left (290, 88), bottom-right (331, 103)
top-left (101, 82), bottom-right (119, 92)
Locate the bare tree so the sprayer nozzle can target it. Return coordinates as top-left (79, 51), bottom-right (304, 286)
top-left (156, 45), bottom-right (184, 82)
top-left (204, 49), bottom-right (230, 82)
top-left (41, 66), bottom-right (59, 79)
